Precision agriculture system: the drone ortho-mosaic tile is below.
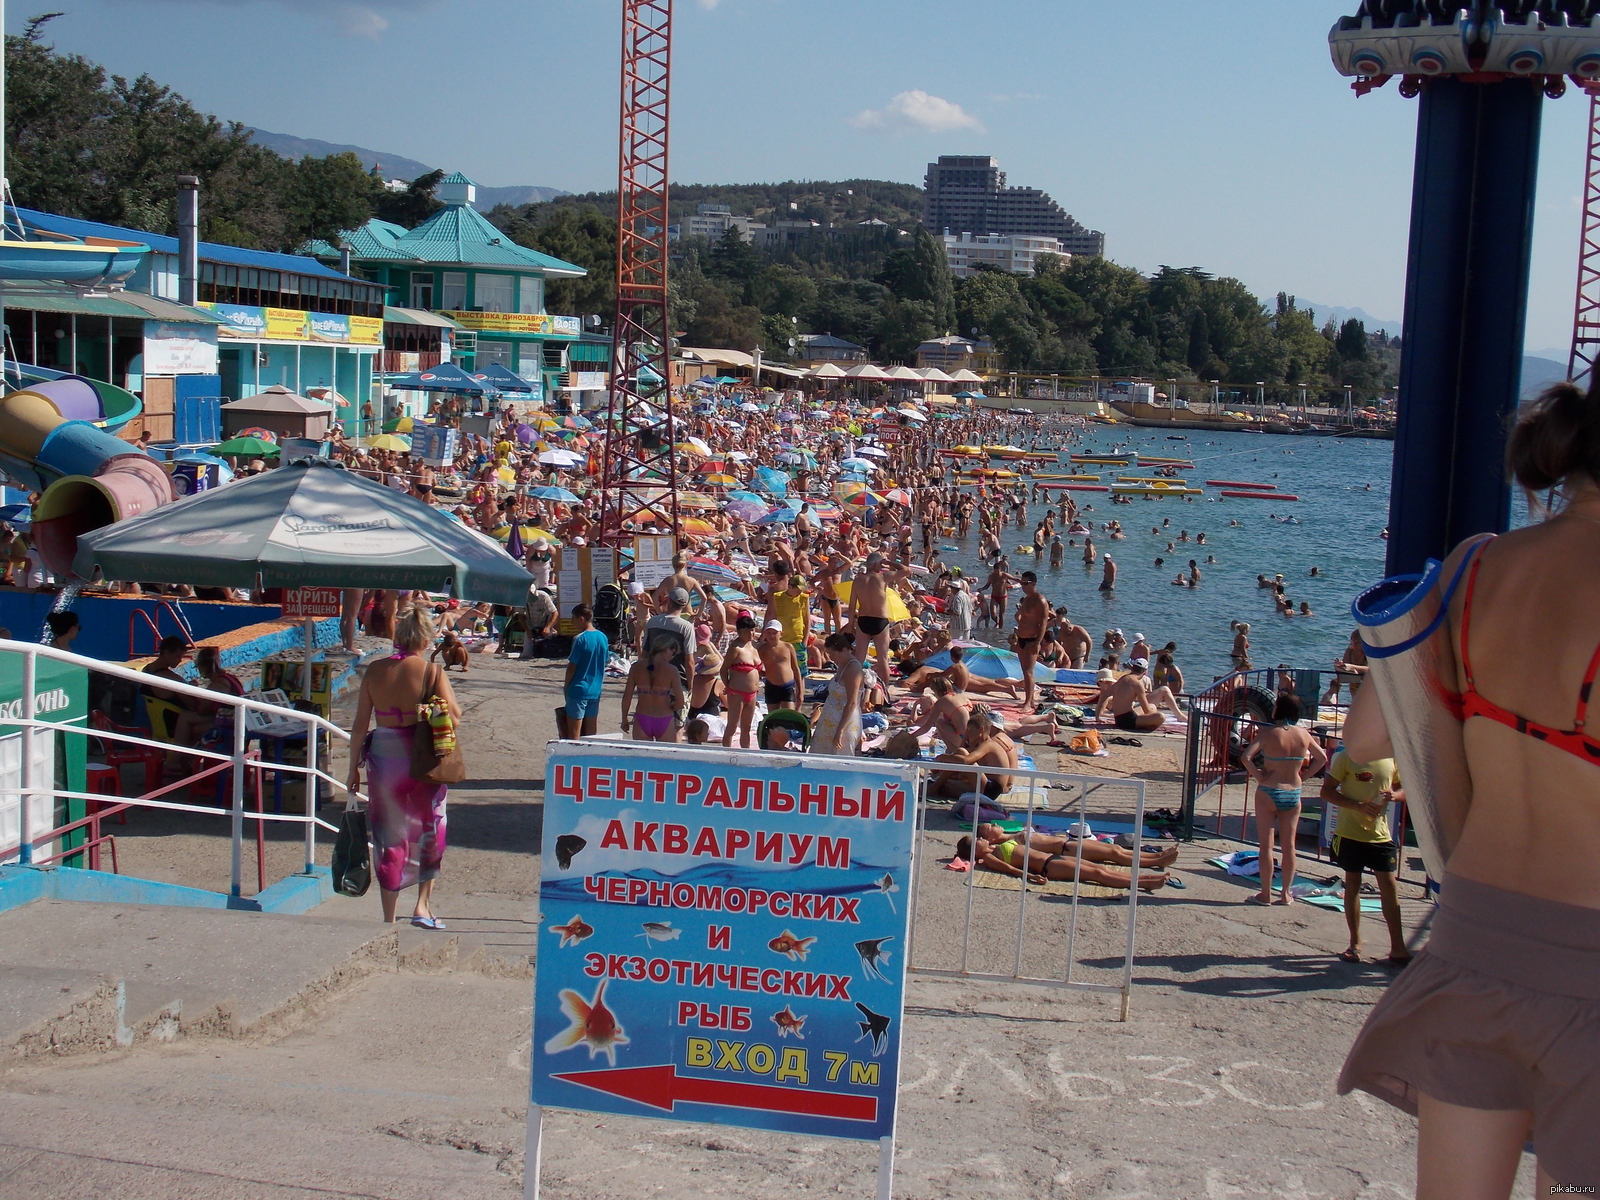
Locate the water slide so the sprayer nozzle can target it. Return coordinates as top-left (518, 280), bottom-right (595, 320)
top-left (0, 373), bottom-right (171, 578)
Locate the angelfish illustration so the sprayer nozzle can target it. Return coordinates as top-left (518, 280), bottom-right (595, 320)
top-left (873, 872), bottom-right (900, 913)
top-left (544, 979), bottom-right (629, 1065)
top-left (554, 835), bottom-right (587, 871)
top-left (854, 936), bottom-right (894, 983)
top-left (548, 915), bottom-right (594, 948)
top-left (636, 921), bottom-right (681, 943)
top-left (854, 1002), bottom-right (892, 1057)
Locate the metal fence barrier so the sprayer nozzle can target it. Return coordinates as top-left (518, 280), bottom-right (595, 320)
top-left (0, 639), bottom-right (361, 898)
top-left (902, 759), bottom-right (1149, 1021)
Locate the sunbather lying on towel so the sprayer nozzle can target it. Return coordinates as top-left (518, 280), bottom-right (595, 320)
top-left (974, 822), bottom-right (1178, 870)
top-left (953, 831), bottom-right (1172, 892)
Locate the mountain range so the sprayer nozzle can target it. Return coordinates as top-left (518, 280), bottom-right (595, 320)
top-left (244, 128), bottom-right (568, 210)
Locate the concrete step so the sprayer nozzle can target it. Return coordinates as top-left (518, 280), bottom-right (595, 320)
top-left (0, 894), bottom-right (535, 1059)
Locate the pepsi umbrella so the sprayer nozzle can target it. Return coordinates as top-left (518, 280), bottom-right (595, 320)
top-left (474, 362), bottom-right (534, 393)
top-left (387, 362), bottom-right (496, 395)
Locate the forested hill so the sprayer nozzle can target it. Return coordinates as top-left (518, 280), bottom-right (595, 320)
top-left (519, 179), bottom-right (926, 230)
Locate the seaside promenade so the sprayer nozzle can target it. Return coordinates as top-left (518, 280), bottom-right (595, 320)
top-left (0, 654), bottom-right (1510, 1199)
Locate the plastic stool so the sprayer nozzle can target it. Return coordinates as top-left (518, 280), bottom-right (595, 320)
top-left (85, 762), bottom-right (127, 825)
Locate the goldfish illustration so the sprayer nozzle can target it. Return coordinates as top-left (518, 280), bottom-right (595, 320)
top-left (770, 1005), bottom-right (807, 1040)
top-left (544, 979), bottom-right (629, 1065)
top-left (548, 915), bottom-right (594, 948)
top-left (636, 921), bottom-right (681, 943)
top-left (768, 929), bottom-right (817, 961)
top-left (873, 872), bottom-right (900, 914)
top-left (554, 834), bottom-right (587, 871)
top-left (854, 936), bottom-right (895, 983)
top-left (854, 1002), bottom-right (892, 1057)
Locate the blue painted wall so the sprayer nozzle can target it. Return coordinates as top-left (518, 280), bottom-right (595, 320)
top-left (0, 592), bottom-right (286, 661)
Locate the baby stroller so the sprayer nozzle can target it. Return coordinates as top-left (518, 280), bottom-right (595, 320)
top-left (757, 708), bottom-right (811, 753)
top-left (593, 582), bottom-right (629, 649)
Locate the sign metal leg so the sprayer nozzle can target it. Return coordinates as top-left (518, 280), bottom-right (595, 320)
top-left (876, 1133), bottom-right (895, 1200)
top-left (524, 1105), bottom-right (544, 1200)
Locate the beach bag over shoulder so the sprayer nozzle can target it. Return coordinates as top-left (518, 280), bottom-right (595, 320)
top-left (410, 664), bottom-right (467, 784)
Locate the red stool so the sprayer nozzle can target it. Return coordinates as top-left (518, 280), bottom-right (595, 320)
top-left (85, 762), bottom-right (127, 825)
top-left (89, 712), bottom-right (165, 794)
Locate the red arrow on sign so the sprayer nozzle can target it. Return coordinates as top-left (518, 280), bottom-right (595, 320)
top-left (551, 1064), bottom-right (877, 1123)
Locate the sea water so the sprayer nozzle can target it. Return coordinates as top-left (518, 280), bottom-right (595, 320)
top-left (938, 426), bottom-right (1395, 684)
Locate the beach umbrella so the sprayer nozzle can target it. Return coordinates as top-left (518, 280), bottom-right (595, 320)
top-left (212, 436), bottom-right (280, 458)
top-left (855, 445), bottom-right (889, 458)
top-left (474, 363), bottom-right (535, 393)
top-left (885, 488), bottom-right (913, 505)
top-left (565, 414), bottom-right (594, 430)
top-left (506, 520), bottom-right (525, 562)
top-left (840, 457), bottom-right (877, 471)
top-left (756, 508), bottom-right (796, 525)
top-left (539, 449), bottom-right (585, 466)
top-left (678, 493), bottom-right (718, 510)
top-left (808, 501), bottom-right (843, 521)
top-left (528, 485), bottom-right (581, 502)
top-left (73, 459), bottom-right (534, 605)
top-left (775, 451), bottom-right (805, 465)
top-left (725, 450), bottom-right (751, 461)
top-left (0, 503), bottom-right (32, 528)
top-left (727, 489), bottom-right (766, 505)
top-left (779, 410), bottom-right (800, 421)
top-left (686, 556), bottom-right (745, 585)
top-left (386, 362), bottom-right (496, 395)
top-left (754, 466), bottom-right (790, 496)
top-left (681, 517), bottom-right (716, 535)
top-left (367, 434), bottom-right (413, 452)
top-left (726, 498), bottom-right (768, 521)
top-left (740, 401), bottom-right (761, 413)
top-left (700, 473), bottom-right (740, 487)
top-left (918, 645), bottom-right (1055, 683)
top-left (844, 490), bottom-right (887, 507)
top-left (382, 416), bottom-right (415, 433)
top-left (954, 390), bottom-right (984, 400)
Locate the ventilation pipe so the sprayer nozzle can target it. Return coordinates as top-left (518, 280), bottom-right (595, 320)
top-left (177, 175), bottom-right (199, 306)
top-left (339, 242), bottom-right (353, 277)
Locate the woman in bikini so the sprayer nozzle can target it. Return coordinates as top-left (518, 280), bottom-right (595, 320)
top-left (689, 625), bottom-right (723, 718)
top-left (620, 643), bottom-right (685, 743)
top-left (346, 604), bottom-right (459, 929)
top-left (1242, 692), bottom-right (1327, 905)
top-left (1336, 382), bottom-right (1600, 1196)
top-left (974, 822), bottom-right (1179, 869)
top-left (720, 614), bottom-right (762, 748)
top-left (954, 831), bottom-right (1171, 892)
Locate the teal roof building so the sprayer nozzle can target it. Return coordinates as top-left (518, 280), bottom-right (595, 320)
top-left (312, 173), bottom-right (606, 405)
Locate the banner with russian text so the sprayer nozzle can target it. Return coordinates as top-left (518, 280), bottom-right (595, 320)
top-left (532, 743), bottom-right (914, 1142)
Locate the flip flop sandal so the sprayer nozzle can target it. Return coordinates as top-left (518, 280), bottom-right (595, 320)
top-left (411, 915), bottom-right (448, 931)
top-left (1244, 893), bottom-right (1274, 906)
top-left (1336, 948), bottom-right (1362, 964)
top-left (1164, 877), bottom-right (1186, 889)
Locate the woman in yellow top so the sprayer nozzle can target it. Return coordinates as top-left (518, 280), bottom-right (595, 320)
top-left (1320, 750), bottom-right (1408, 967)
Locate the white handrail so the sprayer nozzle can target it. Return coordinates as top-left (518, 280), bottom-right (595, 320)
top-left (0, 638), bottom-right (358, 897)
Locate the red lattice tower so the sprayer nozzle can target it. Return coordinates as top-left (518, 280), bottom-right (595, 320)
top-left (598, 0), bottom-right (676, 545)
top-left (1570, 87), bottom-right (1600, 387)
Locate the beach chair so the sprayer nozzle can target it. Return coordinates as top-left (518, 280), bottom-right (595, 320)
top-left (88, 710), bottom-right (165, 794)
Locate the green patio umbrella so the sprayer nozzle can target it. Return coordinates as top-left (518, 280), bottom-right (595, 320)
top-left (73, 459), bottom-right (533, 606)
top-left (212, 436), bottom-right (281, 458)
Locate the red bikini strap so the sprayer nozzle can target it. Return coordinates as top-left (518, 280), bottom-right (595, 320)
top-left (1574, 641), bottom-right (1600, 731)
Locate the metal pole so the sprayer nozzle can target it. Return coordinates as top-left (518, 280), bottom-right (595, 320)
top-left (303, 705), bottom-right (318, 875)
top-left (876, 1133), bottom-right (895, 1200)
top-left (18, 649), bottom-right (34, 864)
top-left (303, 616), bottom-right (315, 703)
top-left (524, 1105), bottom-right (544, 1200)
top-left (1119, 780), bottom-right (1148, 1021)
top-left (230, 697), bottom-right (246, 897)
top-left (69, 315), bottom-right (76, 376)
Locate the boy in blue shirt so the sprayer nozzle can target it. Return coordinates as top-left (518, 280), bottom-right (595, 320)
top-left (563, 604), bottom-right (610, 739)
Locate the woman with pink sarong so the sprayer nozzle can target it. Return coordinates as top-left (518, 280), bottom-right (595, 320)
top-left (348, 604), bottom-right (460, 929)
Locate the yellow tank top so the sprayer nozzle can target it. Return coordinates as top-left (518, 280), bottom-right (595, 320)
top-left (771, 590), bottom-right (809, 644)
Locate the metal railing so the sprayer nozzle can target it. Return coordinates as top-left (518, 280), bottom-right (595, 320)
top-left (1180, 667), bottom-right (1350, 842)
top-left (902, 758), bottom-right (1148, 1021)
top-left (128, 599), bottom-right (198, 659)
top-left (0, 639), bottom-right (361, 898)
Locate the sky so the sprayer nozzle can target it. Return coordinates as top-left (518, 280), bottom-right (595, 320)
top-left (8, 0), bottom-right (1593, 355)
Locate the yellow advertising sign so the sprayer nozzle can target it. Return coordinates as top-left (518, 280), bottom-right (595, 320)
top-left (264, 307), bottom-right (311, 340)
top-left (349, 315), bottom-right (384, 346)
top-left (442, 310), bottom-right (543, 334)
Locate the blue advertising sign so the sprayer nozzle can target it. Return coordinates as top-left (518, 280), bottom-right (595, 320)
top-left (410, 423), bottom-right (459, 468)
top-left (532, 744), bottom-right (916, 1143)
